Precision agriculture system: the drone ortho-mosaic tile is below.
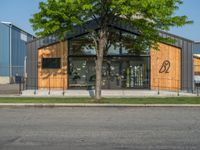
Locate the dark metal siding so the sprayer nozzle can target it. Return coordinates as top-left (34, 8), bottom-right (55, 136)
top-left (26, 40), bottom-right (38, 89)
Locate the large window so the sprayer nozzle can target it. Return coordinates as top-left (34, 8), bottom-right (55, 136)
top-left (42, 58), bottom-right (61, 69)
top-left (69, 57), bottom-right (96, 89)
top-left (69, 34), bottom-right (96, 56)
top-left (68, 27), bottom-right (150, 89)
top-left (69, 57), bottom-right (150, 89)
top-left (102, 57), bottom-right (150, 89)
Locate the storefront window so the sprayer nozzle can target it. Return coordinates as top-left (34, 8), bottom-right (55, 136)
top-left (68, 27), bottom-right (150, 89)
top-left (102, 57), bottom-right (150, 89)
top-left (121, 32), bottom-right (149, 55)
top-left (69, 57), bottom-right (150, 89)
top-left (69, 57), bottom-right (96, 89)
top-left (69, 34), bottom-right (96, 56)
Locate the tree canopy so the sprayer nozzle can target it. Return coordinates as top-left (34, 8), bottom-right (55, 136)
top-left (30, 0), bottom-right (192, 100)
top-left (30, 0), bottom-right (192, 50)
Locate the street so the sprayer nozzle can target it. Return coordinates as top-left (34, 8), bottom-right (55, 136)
top-left (0, 107), bottom-right (200, 150)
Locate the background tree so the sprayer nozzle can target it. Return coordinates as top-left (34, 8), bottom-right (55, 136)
top-left (30, 0), bottom-right (192, 101)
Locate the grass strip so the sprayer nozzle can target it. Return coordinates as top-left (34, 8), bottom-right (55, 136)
top-left (0, 97), bottom-right (200, 104)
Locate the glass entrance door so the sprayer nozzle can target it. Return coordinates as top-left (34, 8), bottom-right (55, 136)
top-left (102, 58), bottom-right (150, 89)
top-left (122, 63), bottom-right (146, 88)
top-left (102, 61), bottom-right (121, 89)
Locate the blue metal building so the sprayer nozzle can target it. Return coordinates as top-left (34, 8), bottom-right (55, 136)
top-left (0, 22), bottom-right (34, 84)
top-left (194, 42), bottom-right (200, 54)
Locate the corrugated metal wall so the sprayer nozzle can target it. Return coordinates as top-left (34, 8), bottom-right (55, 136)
top-left (194, 42), bottom-right (200, 54)
top-left (0, 23), bottom-right (10, 76)
top-left (26, 40), bottom-right (38, 89)
top-left (0, 23), bottom-right (34, 81)
top-left (11, 25), bottom-right (33, 77)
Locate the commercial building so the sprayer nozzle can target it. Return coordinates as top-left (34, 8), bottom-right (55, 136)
top-left (0, 22), bottom-right (34, 84)
top-left (194, 42), bottom-right (200, 55)
top-left (193, 42), bottom-right (200, 86)
top-left (26, 20), bottom-right (194, 92)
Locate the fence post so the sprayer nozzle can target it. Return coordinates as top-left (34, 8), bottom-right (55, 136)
top-left (22, 77), bottom-right (24, 91)
top-left (197, 87), bottom-right (199, 97)
top-left (34, 77), bottom-right (37, 95)
top-left (177, 80), bottom-right (180, 96)
top-left (177, 89), bottom-right (180, 96)
top-left (25, 77), bottom-right (28, 90)
top-left (19, 78), bottom-right (22, 95)
top-left (63, 78), bottom-right (65, 96)
top-left (157, 78), bottom-right (160, 95)
top-left (48, 78), bottom-right (51, 95)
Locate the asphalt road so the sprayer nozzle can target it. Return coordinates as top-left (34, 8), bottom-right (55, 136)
top-left (0, 107), bottom-right (200, 150)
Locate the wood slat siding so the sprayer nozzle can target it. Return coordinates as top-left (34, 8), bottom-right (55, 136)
top-left (194, 57), bottom-right (200, 75)
top-left (38, 41), bottom-right (68, 89)
top-left (150, 43), bottom-right (181, 91)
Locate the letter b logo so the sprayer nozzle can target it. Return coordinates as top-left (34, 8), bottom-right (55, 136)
top-left (159, 60), bottom-right (170, 73)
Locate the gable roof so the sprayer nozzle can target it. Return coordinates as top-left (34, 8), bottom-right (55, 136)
top-left (27, 18), bottom-right (194, 49)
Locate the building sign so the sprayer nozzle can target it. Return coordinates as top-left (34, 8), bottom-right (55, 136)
top-left (159, 60), bottom-right (170, 73)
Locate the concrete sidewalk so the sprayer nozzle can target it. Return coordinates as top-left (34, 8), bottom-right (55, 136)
top-left (22, 89), bottom-right (197, 97)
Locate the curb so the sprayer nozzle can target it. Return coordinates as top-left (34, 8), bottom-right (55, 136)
top-left (1, 103), bottom-right (200, 107)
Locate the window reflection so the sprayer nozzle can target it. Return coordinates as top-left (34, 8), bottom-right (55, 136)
top-left (69, 57), bottom-right (150, 89)
top-left (69, 58), bottom-right (96, 89)
top-left (69, 35), bottom-right (96, 55)
top-left (68, 27), bottom-right (150, 89)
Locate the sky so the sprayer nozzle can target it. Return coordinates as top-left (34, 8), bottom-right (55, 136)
top-left (0, 0), bottom-right (199, 41)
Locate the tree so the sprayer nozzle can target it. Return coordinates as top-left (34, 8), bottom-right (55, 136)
top-left (30, 0), bottom-right (192, 101)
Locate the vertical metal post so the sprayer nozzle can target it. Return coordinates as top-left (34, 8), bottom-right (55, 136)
top-left (197, 86), bottom-right (199, 97)
top-left (19, 78), bottom-right (21, 95)
top-left (63, 78), bottom-right (65, 96)
top-left (177, 80), bottom-right (180, 96)
top-left (22, 77), bottom-right (24, 91)
top-left (158, 78), bottom-right (160, 95)
top-left (177, 89), bottom-right (180, 96)
top-left (25, 77), bottom-right (27, 90)
top-left (9, 24), bottom-right (12, 81)
top-left (48, 78), bottom-right (51, 95)
top-left (34, 77), bottom-right (36, 95)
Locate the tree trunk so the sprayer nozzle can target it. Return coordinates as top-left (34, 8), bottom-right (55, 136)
top-left (95, 29), bottom-right (107, 101)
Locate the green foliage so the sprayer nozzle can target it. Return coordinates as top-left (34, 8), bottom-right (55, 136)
top-left (1, 97), bottom-right (200, 104)
top-left (30, 0), bottom-right (192, 52)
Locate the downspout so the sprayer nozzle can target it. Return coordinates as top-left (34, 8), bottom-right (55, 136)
top-left (9, 24), bottom-right (12, 81)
